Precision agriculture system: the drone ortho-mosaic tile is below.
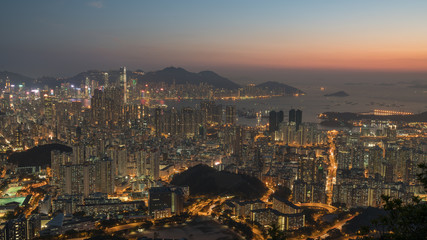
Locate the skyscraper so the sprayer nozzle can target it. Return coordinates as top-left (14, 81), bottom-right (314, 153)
top-left (296, 109), bottom-right (302, 130)
top-left (96, 157), bottom-right (115, 195)
top-left (225, 105), bottom-right (236, 125)
top-left (289, 109), bottom-right (296, 123)
top-left (103, 72), bottom-right (109, 88)
top-left (269, 110), bottom-right (284, 133)
top-left (289, 109), bottom-right (302, 130)
top-left (269, 111), bottom-right (277, 133)
top-left (120, 67), bottom-right (127, 103)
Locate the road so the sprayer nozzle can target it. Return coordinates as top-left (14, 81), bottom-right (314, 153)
top-left (326, 130), bottom-right (338, 205)
top-left (105, 222), bottom-right (144, 233)
top-left (307, 213), bottom-right (357, 240)
top-left (295, 202), bottom-right (337, 213)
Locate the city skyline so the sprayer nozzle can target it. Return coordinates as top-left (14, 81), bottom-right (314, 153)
top-left (0, 2), bottom-right (426, 239)
top-left (2, 1), bottom-right (427, 77)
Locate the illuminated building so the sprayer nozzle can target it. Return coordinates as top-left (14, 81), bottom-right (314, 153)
top-left (251, 208), bottom-right (305, 231)
top-left (85, 77), bottom-right (90, 97)
top-left (120, 67), bottom-right (127, 103)
top-left (2, 92), bottom-right (11, 110)
top-left (148, 187), bottom-right (184, 218)
top-left (201, 101), bottom-right (222, 125)
top-left (232, 200), bottom-right (265, 217)
top-left (5, 76), bottom-right (11, 92)
top-left (295, 109), bottom-right (302, 130)
top-left (367, 146), bottom-right (385, 179)
top-left (103, 72), bottom-right (109, 88)
top-left (272, 196), bottom-right (301, 214)
top-left (154, 107), bottom-right (162, 137)
top-left (60, 162), bottom-right (96, 197)
top-left (225, 105), bottom-right (236, 125)
top-left (269, 110), bottom-right (284, 133)
top-left (95, 157), bottom-right (115, 195)
top-left (4, 214), bottom-right (27, 240)
top-left (293, 180), bottom-right (327, 204)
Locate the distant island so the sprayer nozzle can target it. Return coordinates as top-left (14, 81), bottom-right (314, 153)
top-left (324, 91), bottom-right (349, 97)
top-left (256, 81), bottom-right (305, 95)
top-left (171, 164), bottom-right (267, 199)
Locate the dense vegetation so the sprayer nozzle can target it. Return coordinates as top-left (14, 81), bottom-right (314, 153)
top-left (8, 143), bottom-right (72, 167)
top-left (349, 164), bottom-right (427, 239)
top-left (171, 164), bottom-right (267, 199)
top-left (373, 164), bottom-right (427, 239)
top-left (270, 186), bottom-right (292, 201)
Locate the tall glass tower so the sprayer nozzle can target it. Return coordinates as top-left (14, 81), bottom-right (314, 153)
top-left (120, 67), bottom-right (127, 103)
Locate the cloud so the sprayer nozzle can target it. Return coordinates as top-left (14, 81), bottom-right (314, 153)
top-left (88, 1), bottom-right (103, 8)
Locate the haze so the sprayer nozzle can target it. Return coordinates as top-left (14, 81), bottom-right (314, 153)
top-left (1, 0), bottom-right (427, 81)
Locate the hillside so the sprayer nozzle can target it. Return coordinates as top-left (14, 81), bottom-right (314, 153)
top-left (0, 71), bottom-right (34, 87)
top-left (141, 67), bottom-right (240, 89)
top-left (8, 143), bottom-right (72, 167)
top-left (1, 67), bottom-right (242, 90)
top-left (342, 207), bottom-right (387, 234)
top-left (256, 81), bottom-right (304, 95)
top-left (171, 164), bottom-right (267, 199)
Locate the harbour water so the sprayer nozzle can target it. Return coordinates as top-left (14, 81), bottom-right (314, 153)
top-left (162, 78), bottom-right (427, 126)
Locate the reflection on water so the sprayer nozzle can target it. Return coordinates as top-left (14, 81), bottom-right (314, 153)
top-left (161, 79), bottom-right (426, 126)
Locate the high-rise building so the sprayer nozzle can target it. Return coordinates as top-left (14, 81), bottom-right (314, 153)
top-left (269, 110), bottom-right (284, 132)
top-left (182, 107), bottom-right (196, 137)
top-left (60, 162), bottom-right (96, 197)
top-left (225, 105), bottom-right (236, 125)
top-left (149, 187), bottom-right (184, 218)
top-left (289, 109), bottom-right (302, 130)
top-left (3, 214), bottom-right (30, 240)
top-left (269, 111), bottom-right (277, 133)
top-left (96, 157), bottom-right (115, 195)
top-left (154, 107), bottom-right (162, 137)
top-left (103, 72), bottom-right (109, 88)
top-left (295, 109), bottom-right (302, 130)
top-left (289, 109), bottom-right (296, 123)
top-left (91, 87), bottom-right (124, 127)
top-left (201, 101), bottom-right (222, 125)
top-left (2, 92), bottom-right (11, 110)
top-left (120, 67), bottom-right (127, 103)
top-left (5, 76), bottom-right (10, 93)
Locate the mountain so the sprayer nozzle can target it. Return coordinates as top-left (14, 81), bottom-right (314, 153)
top-left (0, 71), bottom-right (35, 86)
top-left (140, 67), bottom-right (240, 89)
top-left (2, 68), bottom-right (305, 93)
top-left (28, 67), bottom-right (240, 89)
top-left (171, 164), bottom-right (267, 199)
top-left (324, 91), bottom-right (349, 97)
top-left (255, 81), bottom-right (304, 95)
top-left (0, 71), bottom-right (66, 88)
top-left (64, 70), bottom-right (119, 86)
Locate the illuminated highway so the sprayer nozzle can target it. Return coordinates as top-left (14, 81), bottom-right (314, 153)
top-left (326, 130), bottom-right (338, 205)
top-left (295, 203), bottom-right (337, 213)
top-left (106, 222), bottom-right (144, 233)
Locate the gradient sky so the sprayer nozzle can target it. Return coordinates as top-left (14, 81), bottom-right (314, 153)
top-left (1, 0), bottom-right (427, 77)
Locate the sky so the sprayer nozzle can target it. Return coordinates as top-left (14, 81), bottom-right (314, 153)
top-left (1, 0), bottom-right (427, 79)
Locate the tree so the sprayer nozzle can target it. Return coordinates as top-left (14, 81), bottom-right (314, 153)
top-left (376, 164), bottom-right (427, 240)
top-left (268, 224), bottom-right (286, 240)
top-left (271, 186), bottom-right (292, 201)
